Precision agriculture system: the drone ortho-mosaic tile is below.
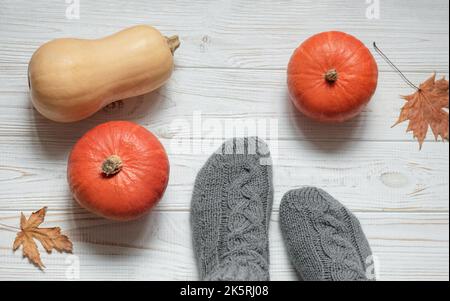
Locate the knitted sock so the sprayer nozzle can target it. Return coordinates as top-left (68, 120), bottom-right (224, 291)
top-left (191, 137), bottom-right (273, 281)
top-left (280, 187), bottom-right (375, 281)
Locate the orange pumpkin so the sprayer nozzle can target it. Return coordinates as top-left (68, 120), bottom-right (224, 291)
top-left (288, 31), bottom-right (378, 123)
top-left (67, 121), bottom-right (170, 221)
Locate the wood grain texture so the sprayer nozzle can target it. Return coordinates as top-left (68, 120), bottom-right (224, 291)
top-left (0, 210), bottom-right (448, 281)
top-left (0, 139), bottom-right (448, 212)
top-left (0, 0), bottom-right (448, 72)
top-left (1, 69), bottom-right (449, 142)
top-left (0, 0), bottom-right (448, 281)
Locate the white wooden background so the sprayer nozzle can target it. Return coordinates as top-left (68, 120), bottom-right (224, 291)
top-left (0, 0), bottom-right (448, 281)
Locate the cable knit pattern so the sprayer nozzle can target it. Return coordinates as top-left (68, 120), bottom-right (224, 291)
top-left (280, 187), bottom-right (375, 281)
top-left (191, 137), bottom-right (273, 281)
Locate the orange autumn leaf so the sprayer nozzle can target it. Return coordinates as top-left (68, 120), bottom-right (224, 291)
top-left (393, 74), bottom-right (449, 149)
top-left (13, 207), bottom-right (73, 269)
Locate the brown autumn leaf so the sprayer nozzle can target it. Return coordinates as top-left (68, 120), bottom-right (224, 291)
top-left (393, 74), bottom-right (449, 149)
top-left (13, 207), bottom-right (73, 269)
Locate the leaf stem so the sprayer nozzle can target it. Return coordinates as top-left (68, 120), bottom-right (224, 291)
top-left (0, 222), bottom-right (20, 231)
top-left (373, 42), bottom-right (420, 91)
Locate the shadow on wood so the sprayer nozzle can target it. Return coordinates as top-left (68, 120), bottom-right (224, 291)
top-left (286, 90), bottom-right (367, 153)
top-left (68, 202), bottom-right (161, 257)
top-left (29, 87), bottom-right (168, 160)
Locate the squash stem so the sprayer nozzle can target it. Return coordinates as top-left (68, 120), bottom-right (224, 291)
top-left (102, 155), bottom-right (123, 176)
top-left (166, 35), bottom-right (181, 54)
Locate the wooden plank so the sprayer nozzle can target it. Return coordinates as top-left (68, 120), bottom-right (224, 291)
top-left (0, 139), bottom-right (448, 213)
top-left (0, 0), bottom-right (448, 282)
top-left (0, 0), bottom-right (448, 72)
top-left (0, 210), bottom-right (447, 281)
top-left (0, 69), bottom-right (448, 142)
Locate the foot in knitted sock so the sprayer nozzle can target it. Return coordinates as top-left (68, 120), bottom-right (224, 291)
top-left (280, 187), bottom-right (375, 281)
top-left (191, 137), bottom-right (273, 281)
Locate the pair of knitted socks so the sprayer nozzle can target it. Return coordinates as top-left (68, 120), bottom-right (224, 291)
top-left (191, 137), bottom-right (375, 281)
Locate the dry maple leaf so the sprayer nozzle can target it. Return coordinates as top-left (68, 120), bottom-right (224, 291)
top-left (13, 207), bottom-right (73, 269)
top-left (373, 43), bottom-right (449, 149)
top-left (393, 74), bottom-right (449, 149)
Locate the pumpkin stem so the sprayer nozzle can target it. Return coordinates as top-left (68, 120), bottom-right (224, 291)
top-left (166, 35), bottom-right (181, 54)
top-left (373, 42), bottom-right (420, 91)
top-left (102, 155), bottom-right (123, 176)
top-left (325, 69), bottom-right (339, 83)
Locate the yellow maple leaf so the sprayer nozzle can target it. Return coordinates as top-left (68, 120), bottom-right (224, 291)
top-left (393, 74), bottom-right (449, 149)
top-left (13, 207), bottom-right (73, 269)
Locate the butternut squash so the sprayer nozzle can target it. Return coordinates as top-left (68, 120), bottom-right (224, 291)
top-left (28, 25), bottom-right (180, 123)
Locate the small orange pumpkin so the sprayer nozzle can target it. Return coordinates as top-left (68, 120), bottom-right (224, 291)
top-left (67, 121), bottom-right (169, 221)
top-left (288, 31), bottom-right (378, 123)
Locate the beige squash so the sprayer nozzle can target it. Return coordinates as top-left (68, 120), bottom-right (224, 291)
top-left (28, 25), bottom-right (180, 123)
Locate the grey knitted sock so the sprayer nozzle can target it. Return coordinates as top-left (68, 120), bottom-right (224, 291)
top-left (280, 187), bottom-right (375, 281)
top-left (191, 137), bottom-right (273, 281)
